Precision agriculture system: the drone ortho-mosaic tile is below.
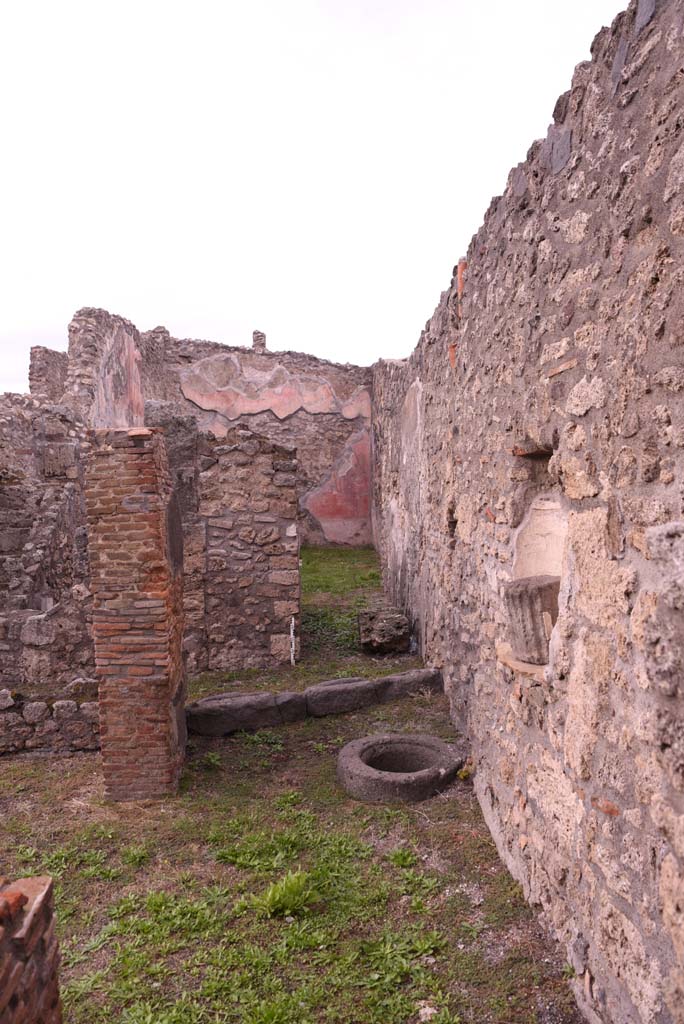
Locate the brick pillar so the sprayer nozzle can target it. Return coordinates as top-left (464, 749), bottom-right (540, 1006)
top-left (0, 876), bottom-right (62, 1023)
top-left (85, 427), bottom-right (186, 801)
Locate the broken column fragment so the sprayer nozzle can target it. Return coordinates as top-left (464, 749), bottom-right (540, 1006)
top-left (84, 427), bottom-right (186, 801)
top-left (502, 575), bottom-right (560, 665)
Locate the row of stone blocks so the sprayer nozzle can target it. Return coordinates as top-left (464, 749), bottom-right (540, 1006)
top-left (186, 668), bottom-right (442, 735)
top-left (0, 693), bottom-right (99, 755)
top-left (0, 876), bottom-right (61, 1023)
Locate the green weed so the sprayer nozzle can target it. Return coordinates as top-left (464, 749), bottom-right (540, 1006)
top-left (387, 847), bottom-right (418, 868)
top-left (250, 870), bottom-right (317, 917)
top-left (121, 844), bottom-right (151, 868)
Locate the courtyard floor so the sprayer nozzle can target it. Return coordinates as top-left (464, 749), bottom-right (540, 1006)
top-left (0, 548), bottom-right (583, 1024)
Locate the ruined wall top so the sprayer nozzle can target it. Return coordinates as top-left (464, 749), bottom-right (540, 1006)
top-left (61, 308), bottom-right (144, 429)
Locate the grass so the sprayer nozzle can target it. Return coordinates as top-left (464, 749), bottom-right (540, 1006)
top-left (300, 546), bottom-right (382, 596)
top-left (1, 692), bottom-right (581, 1019)
top-left (249, 869), bottom-right (317, 917)
top-left (189, 546), bottom-right (420, 701)
top-left (0, 548), bottom-right (582, 1023)
top-left (0, 692), bottom-right (581, 1023)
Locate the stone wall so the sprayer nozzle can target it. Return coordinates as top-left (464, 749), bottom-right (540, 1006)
top-left (193, 426), bottom-right (300, 673)
top-left (30, 314), bottom-right (373, 545)
top-left (372, 2), bottom-right (684, 1021)
top-left (1, 318), bottom-right (306, 720)
top-left (0, 693), bottom-right (98, 756)
top-left (84, 428), bottom-right (186, 801)
top-left (61, 308), bottom-right (144, 428)
top-left (0, 394), bottom-right (95, 699)
top-left (29, 347), bottom-right (68, 403)
top-left (144, 405), bottom-right (301, 675)
top-left (0, 875), bottom-right (62, 1023)
top-left (136, 325), bottom-right (372, 544)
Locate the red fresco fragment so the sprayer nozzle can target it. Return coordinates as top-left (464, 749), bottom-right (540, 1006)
top-left (305, 430), bottom-right (372, 544)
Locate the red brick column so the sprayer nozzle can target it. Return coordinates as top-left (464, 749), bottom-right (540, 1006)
top-left (85, 428), bottom-right (186, 801)
top-left (0, 875), bottom-right (61, 1023)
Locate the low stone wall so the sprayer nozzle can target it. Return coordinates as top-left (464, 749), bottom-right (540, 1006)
top-left (0, 691), bottom-right (98, 755)
top-left (0, 875), bottom-right (62, 1023)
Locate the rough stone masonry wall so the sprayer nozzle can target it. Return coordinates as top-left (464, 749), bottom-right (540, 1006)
top-left (28, 347), bottom-right (68, 404)
top-left (144, 405), bottom-right (300, 675)
top-left (31, 317), bottom-right (373, 545)
top-left (373, 2), bottom-right (684, 1022)
top-left (191, 426), bottom-right (300, 673)
top-left (60, 307), bottom-right (145, 428)
top-left (136, 326), bottom-right (372, 545)
top-left (84, 428), bottom-right (186, 801)
top-left (0, 393), bottom-right (95, 707)
top-left (0, 691), bottom-right (99, 757)
top-left (1, 306), bottom-right (150, 706)
top-left (0, 875), bottom-right (62, 1023)
top-left (5, 309), bottom-right (304, 719)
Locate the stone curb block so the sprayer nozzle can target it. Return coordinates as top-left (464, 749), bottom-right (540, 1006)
top-left (186, 693), bottom-right (282, 736)
top-left (186, 668), bottom-right (443, 736)
top-left (305, 678), bottom-right (376, 717)
top-left (374, 668), bottom-right (443, 702)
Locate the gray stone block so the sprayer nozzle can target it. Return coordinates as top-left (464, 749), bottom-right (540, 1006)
top-left (305, 677), bottom-right (378, 717)
top-left (79, 702), bottom-right (100, 723)
top-left (375, 668), bottom-right (443, 702)
top-left (20, 613), bottom-right (57, 648)
top-left (53, 700), bottom-right (78, 720)
top-left (275, 691), bottom-right (307, 723)
top-left (186, 692), bottom-right (282, 736)
top-left (23, 701), bottom-right (49, 724)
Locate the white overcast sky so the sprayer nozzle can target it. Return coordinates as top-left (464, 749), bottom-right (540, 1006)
top-left (2, 0), bottom-right (622, 393)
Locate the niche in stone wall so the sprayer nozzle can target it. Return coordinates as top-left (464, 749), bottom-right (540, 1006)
top-left (503, 494), bottom-right (568, 665)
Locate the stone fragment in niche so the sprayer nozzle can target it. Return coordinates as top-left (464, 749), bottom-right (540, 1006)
top-left (502, 575), bottom-right (561, 665)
